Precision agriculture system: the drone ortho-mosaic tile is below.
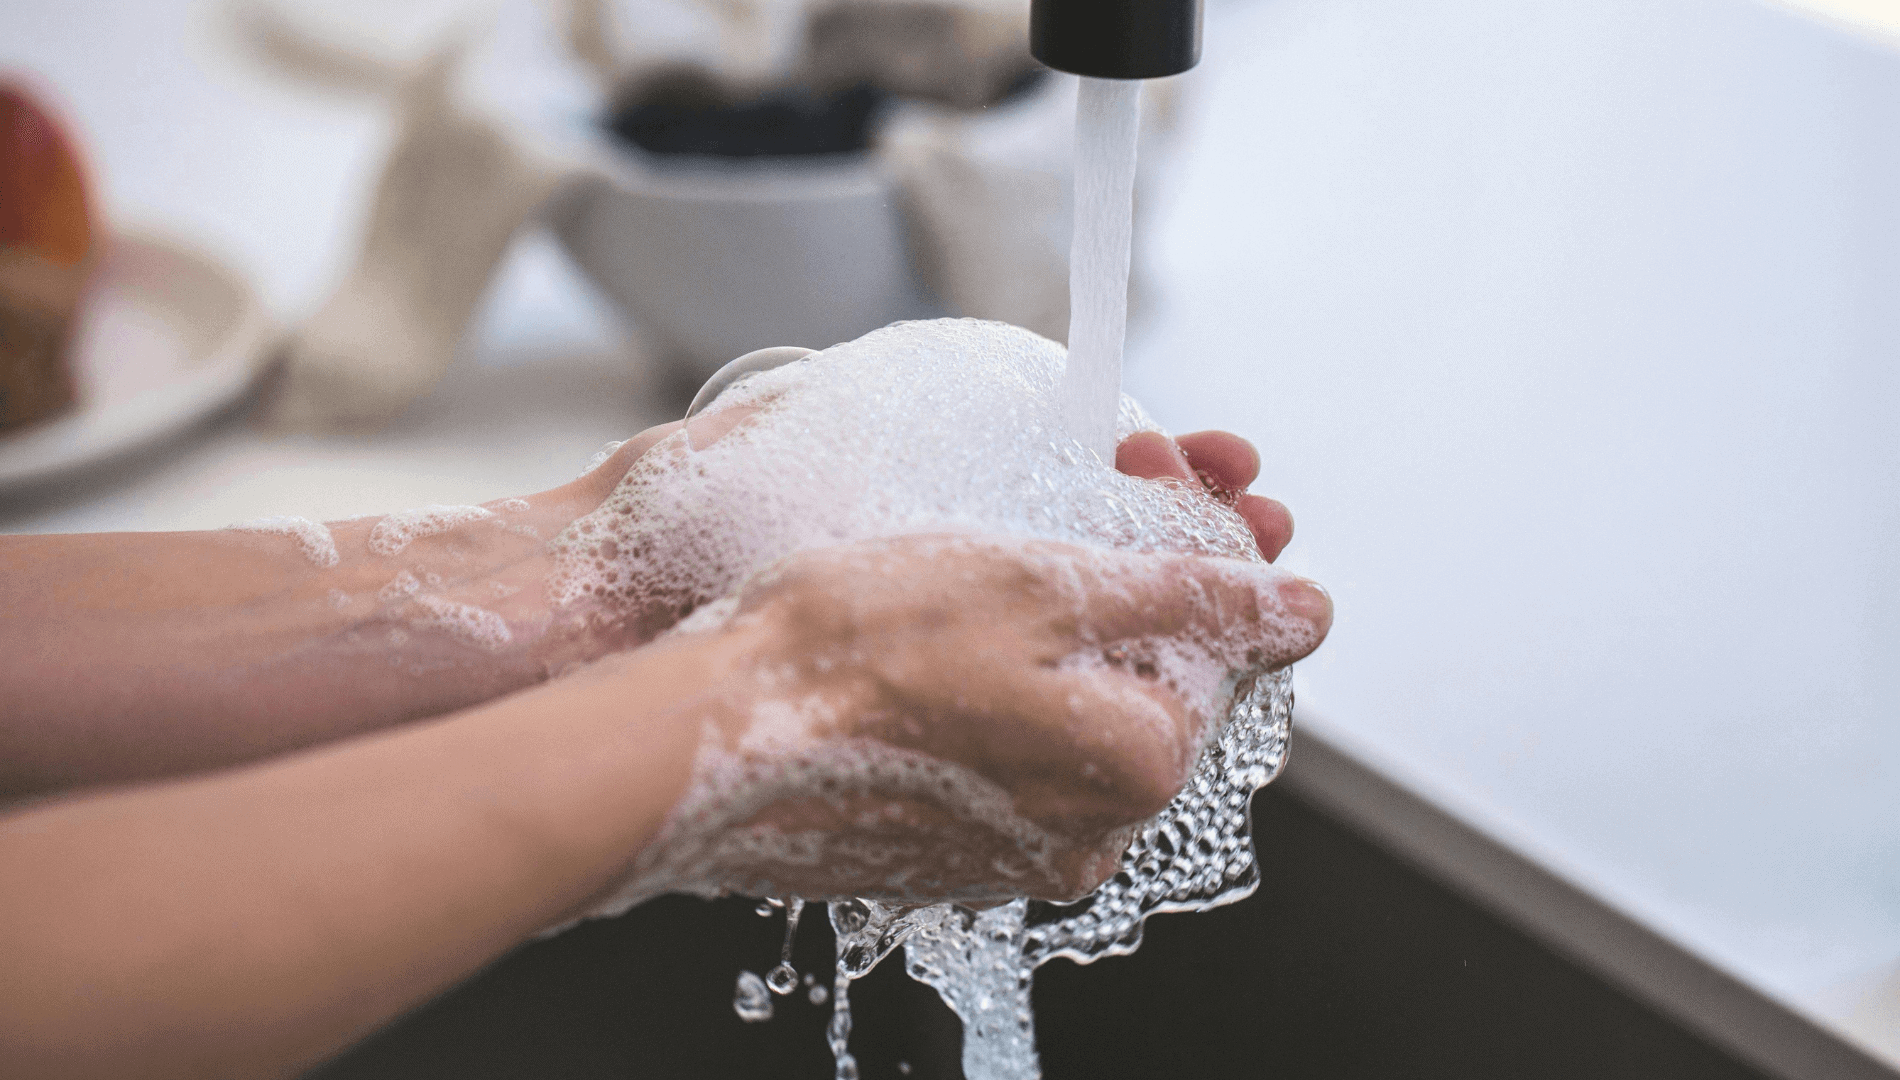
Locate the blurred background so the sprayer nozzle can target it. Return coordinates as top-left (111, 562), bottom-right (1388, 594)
top-left (3, 0), bottom-right (1899, 1072)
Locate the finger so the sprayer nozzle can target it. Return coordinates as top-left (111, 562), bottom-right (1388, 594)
top-left (1114, 431), bottom-right (1196, 484)
top-left (880, 655), bottom-right (1199, 831)
top-left (1236, 494), bottom-right (1294, 561)
top-left (999, 666), bottom-right (1205, 826)
top-left (1052, 546), bottom-right (1332, 670)
top-left (613, 421), bottom-right (682, 464)
top-left (516, 421), bottom-right (684, 521)
top-left (686, 403), bottom-right (764, 451)
top-left (577, 404), bottom-right (767, 499)
top-left (1174, 431), bottom-right (1261, 492)
top-left (571, 421), bottom-right (683, 499)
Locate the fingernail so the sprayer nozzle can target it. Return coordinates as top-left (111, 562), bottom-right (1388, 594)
top-left (1278, 578), bottom-right (1333, 630)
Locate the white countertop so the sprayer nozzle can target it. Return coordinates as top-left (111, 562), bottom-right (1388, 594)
top-left (4, 0), bottom-right (1897, 1061)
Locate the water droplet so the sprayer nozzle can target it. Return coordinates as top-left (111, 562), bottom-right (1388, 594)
top-left (833, 899), bottom-right (868, 935)
top-left (808, 983), bottom-right (830, 1005)
top-left (766, 963), bottom-right (798, 996)
top-left (732, 971), bottom-right (772, 1023)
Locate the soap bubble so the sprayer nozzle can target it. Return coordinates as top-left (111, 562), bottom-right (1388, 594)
top-left (226, 516), bottom-right (339, 568)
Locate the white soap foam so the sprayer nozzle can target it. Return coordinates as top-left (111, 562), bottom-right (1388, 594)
top-left (367, 505), bottom-right (496, 556)
top-left (405, 594), bottom-right (513, 651)
top-left (227, 516), bottom-right (340, 569)
top-left (586, 734), bottom-right (1074, 919)
top-left (377, 569), bottom-right (422, 602)
top-left (550, 317), bottom-right (1310, 886)
top-left (539, 318), bottom-right (1308, 1079)
top-left (547, 319), bottom-right (1262, 626)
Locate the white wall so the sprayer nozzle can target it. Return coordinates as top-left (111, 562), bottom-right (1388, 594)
top-left (1128, 0), bottom-right (1900, 1037)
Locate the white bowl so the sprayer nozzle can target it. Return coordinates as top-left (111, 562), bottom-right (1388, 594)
top-left (548, 143), bottom-right (938, 390)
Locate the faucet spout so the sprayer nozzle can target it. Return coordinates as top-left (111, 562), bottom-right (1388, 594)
top-left (1030, 0), bottom-right (1204, 80)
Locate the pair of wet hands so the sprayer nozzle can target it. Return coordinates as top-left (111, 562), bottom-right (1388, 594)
top-left (372, 411), bottom-right (1331, 902)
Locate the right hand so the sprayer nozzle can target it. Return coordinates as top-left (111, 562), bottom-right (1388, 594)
top-left (640, 532), bottom-right (1331, 906)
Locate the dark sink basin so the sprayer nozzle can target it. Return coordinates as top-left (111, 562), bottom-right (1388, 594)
top-left (306, 735), bottom-right (1892, 1080)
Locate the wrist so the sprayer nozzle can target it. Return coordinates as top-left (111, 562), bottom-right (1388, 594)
top-left (309, 478), bottom-right (630, 689)
top-left (453, 615), bottom-right (775, 909)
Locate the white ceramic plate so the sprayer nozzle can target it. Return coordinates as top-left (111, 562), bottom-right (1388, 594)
top-left (0, 231), bottom-right (276, 492)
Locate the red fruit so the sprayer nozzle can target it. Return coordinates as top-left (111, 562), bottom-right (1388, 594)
top-left (0, 80), bottom-right (95, 430)
top-left (0, 82), bottom-right (93, 267)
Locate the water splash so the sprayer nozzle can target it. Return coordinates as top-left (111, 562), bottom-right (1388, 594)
top-left (826, 962), bottom-right (859, 1078)
top-left (733, 969), bottom-right (773, 1023)
top-left (812, 669), bottom-right (1294, 1079)
top-left (902, 902), bottom-right (1037, 1079)
top-left (1025, 668), bottom-right (1294, 964)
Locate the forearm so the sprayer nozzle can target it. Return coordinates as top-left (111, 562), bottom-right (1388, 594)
top-left (0, 630), bottom-right (732, 1080)
top-left (0, 480), bottom-right (612, 799)
top-left (4, 530), bottom-right (456, 790)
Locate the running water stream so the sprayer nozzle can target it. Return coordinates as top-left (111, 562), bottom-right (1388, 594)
top-left (718, 78), bottom-right (1301, 1080)
top-left (1058, 78), bottom-right (1145, 464)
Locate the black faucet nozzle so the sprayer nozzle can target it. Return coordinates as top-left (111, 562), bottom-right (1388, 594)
top-left (1030, 0), bottom-right (1204, 81)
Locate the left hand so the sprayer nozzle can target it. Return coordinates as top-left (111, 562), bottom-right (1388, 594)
top-left (434, 419), bottom-right (1299, 668)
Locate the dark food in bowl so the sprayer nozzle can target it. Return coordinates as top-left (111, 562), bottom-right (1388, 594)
top-left (606, 66), bottom-right (888, 158)
top-left (601, 0), bottom-right (1053, 165)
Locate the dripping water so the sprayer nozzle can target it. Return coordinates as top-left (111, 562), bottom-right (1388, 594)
top-left (734, 897), bottom-right (805, 1018)
top-left (733, 969), bottom-right (773, 1023)
top-left (766, 898), bottom-right (805, 995)
top-left (808, 670), bottom-right (1294, 1080)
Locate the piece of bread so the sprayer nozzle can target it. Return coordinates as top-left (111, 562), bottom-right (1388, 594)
top-left (0, 82), bottom-right (95, 432)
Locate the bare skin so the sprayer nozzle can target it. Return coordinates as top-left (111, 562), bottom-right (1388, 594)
top-left (0, 405), bottom-right (777, 799)
top-left (688, 533), bottom-right (1328, 903)
top-left (0, 423), bottom-right (1327, 1080)
top-left (0, 421), bottom-right (1293, 801)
